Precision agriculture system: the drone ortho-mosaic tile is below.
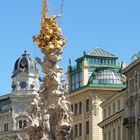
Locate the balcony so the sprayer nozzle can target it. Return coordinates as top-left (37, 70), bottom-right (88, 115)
top-left (123, 116), bottom-right (135, 127)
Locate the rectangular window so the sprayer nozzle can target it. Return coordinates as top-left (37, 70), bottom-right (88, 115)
top-left (71, 72), bottom-right (83, 90)
top-left (95, 59), bottom-right (98, 64)
top-left (132, 106), bottom-right (135, 116)
top-left (74, 104), bottom-right (78, 115)
top-left (117, 100), bottom-right (120, 111)
top-left (130, 80), bottom-right (132, 94)
top-left (132, 79), bottom-right (134, 92)
top-left (71, 105), bottom-right (73, 112)
top-left (23, 120), bottom-right (27, 128)
top-left (18, 120), bottom-right (27, 129)
top-left (72, 75), bottom-right (75, 90)
top-left (99, 59), bottom-right (101, 64)
top-left (79, 102), bottom-right (82, 114)
top-left (130, 79), bottom-right (134, 93)
top-left (108, 106), bottom-right (111, 116)
top-left (129, 79), bottom-right (131, 93)
top-left (113, 103), bottom-right (116, 113)
top-left (79, 72), bottom-right (83, 87)
top-left (135, 74), bottom-right (137, 83)
top-left (86, 121), bottom-right (89, 135)
top-left (102, 59), bottom-right (105, 65)
top-left (105, 59), bottom-right (108, 65)
top-left (112, 60), bottom-right (115, 65)
top-left (74, 124), bottom-right (78, 137)
top-left (86, 99), bottom-right (89, 112)
top-left (4, 123), bottom-right (8, 132)
top-left (79, 123), bottom-right (82, 136)
top-left (75, 73), bottom-right (79, 89)
top-left (100, 59), bottom-right (103, 64)
top-left (103, 108), bottom-right (106, 119)
top-left (19, 120), bottom-right (23, 129)
top-left (108, 60), bottom-right (111, 65)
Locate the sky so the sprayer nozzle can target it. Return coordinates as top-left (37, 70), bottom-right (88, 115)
top-left (0, 0), bottom-right (140, 95)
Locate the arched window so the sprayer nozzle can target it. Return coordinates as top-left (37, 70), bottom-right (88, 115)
top-left (19, 120), bottom-right (22, 129)
top-left (18, 120), bottom-right (27, 129)
top-left (23, 120), bottom-right (27, 128)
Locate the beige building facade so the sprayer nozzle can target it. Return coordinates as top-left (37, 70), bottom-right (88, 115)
top-left (0, 48), bottom-right (132, 140)
top-left (123, 58), bottom-right (140, 140)
top-left (67, 48), bottom-right (125, 140)
top-left (70, 88), bottom-right (122, 140)
top-left (98, 52), bottom-right (140, 140)
top-left (98, 89), bottom-right (126, 140)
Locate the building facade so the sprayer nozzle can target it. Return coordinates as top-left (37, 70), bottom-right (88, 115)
top-left (98, 52), bottom-right (140, 140)
top-left (0, 51), bottom-right (40, 140)
top-left (67, 48), bottom-right (125, 140)
top-left (98, 89), bottom-right (126, 140)
top-left (123, 58), bottom-right (140, 140)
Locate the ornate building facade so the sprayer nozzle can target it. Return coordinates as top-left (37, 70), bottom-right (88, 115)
top-left (0, 51), bottom-right (40, 140)
top-left (98, 89), bottom-right (126, 140)
top-left (123, 57), bottom-right (140, 140)
top-left (0, 48), bottom-right (132, 140)
top-left (67, 48), bottom-right (125, 140)
top-left (98, 52), bottom-right (140, 140)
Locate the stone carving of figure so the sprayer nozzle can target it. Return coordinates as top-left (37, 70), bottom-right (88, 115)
top-left (29, 97), bottom-right (41, 127)
top-left (92, 96), bottom-right (99, 116)
top-left (26, 1), bottom-right (72, 140)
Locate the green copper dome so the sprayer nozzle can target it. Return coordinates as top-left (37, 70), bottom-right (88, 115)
top-left (68, 48), bottom-right (125, 92)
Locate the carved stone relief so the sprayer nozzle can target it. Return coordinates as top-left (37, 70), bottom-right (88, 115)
top-left (92, 96), bottom-right (99, 116)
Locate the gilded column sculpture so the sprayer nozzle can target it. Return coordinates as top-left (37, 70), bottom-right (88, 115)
top-left (25, 0), bottom-right (72, 140)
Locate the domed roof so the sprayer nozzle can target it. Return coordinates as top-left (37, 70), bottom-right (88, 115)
top-left (89, 69), bottom-right (123, 85)
top-left (12, 51), bottom-right (36, 77)
top-left (96, 69), bottom-right (122, 84)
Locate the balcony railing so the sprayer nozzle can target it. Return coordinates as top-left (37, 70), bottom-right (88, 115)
top-left (123, 116), bottom-right (135, 127)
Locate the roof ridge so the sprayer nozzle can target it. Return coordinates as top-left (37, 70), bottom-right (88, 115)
top-left (87, 48), bottom-right (117, 58)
